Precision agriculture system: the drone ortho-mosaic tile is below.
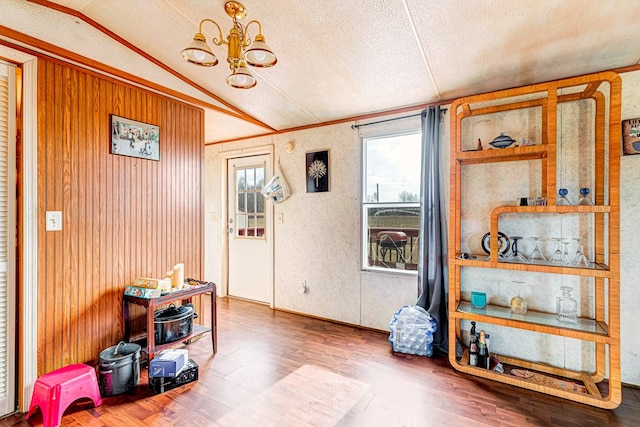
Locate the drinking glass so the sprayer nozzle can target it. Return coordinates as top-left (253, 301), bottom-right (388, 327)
top-left (528, 237), bottom-right (547, 262)
top-left (550, 237), bottom-right (565, 264)
top-left (506, 236), bottom-right (528, 263)
top-left (572, 238), bottom-right (590, 267)
top-left (557, 188), bottom-right (572, 206)
top-left (578, 188), bottom-right (593, 206)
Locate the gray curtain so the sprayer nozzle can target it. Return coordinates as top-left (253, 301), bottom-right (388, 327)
top-left (416, 105), bottom-right (448, 354)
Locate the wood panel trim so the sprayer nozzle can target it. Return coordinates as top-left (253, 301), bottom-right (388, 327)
top-left (0, 26), bottom-right (273, 132)
top-left (23, 0), bottom-right (272, 129)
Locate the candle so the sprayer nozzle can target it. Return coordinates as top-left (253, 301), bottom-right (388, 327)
top-left (173, 263), bottom-right (184, 289)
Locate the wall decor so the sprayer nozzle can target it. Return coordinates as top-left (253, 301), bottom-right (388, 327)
top-left (110, 115), bottom-right (160, 161)
top-left (622, 117), bottom-right (640, 155)
top-left (306, 150), bottom-right (329, 193)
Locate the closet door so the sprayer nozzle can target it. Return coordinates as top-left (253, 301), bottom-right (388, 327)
top-left (0, 61), bottom-right (17, 416)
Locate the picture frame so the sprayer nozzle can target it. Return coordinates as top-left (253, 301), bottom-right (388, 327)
top-left (110, 115), bottom-right (160, 161)
top-left (622, 117), bottom-right (640, 155)
top-left (306, 150), bottom-right (329, 193)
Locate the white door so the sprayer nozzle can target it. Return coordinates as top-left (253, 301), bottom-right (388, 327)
top-left (227, 155), bottom-right (271, 303)
top-left (0, 62), bottom-right (17, 416)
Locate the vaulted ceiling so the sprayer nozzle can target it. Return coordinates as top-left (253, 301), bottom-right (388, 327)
top-left (2, 0), bottom-right (640, 143)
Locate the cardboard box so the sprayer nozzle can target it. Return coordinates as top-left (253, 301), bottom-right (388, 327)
top-left (148, 349), bottom-right (188, 378)
top-left (123, 286), bottom-right (162, 299)
top-left (149, 359), bottom-right (199, 394)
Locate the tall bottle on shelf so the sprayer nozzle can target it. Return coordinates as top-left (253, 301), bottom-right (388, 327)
top-left (468, 321), bottom-right (478, 366)
top-left (478, 330), bottom-right (489, 369)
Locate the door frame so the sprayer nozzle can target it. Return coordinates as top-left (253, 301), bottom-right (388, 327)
top-left (218, 145), bottom-right (274, 307)
top-left (0, 46), bottom-right (38, 411)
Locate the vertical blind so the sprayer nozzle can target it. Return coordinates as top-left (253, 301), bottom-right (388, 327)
top-left (0, 62), bottom-right (16, 415)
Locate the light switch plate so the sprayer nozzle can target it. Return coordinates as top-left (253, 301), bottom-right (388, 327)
top-left (46, 211), bottom-right (62, 231)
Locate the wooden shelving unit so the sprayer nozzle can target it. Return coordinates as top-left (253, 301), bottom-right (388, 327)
top-left (448, 71), bottom-right (622, 408)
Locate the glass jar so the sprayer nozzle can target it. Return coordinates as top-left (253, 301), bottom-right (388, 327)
top-left (556, 286), bottom-right (577, 323)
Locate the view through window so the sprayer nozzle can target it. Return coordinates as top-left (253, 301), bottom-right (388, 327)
top-left (362, 131), bottom-right (421, 272)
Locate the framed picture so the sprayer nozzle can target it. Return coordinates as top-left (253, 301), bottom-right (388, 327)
top-left (110, 115), bottom-right (160, 161)
top-left (306, 150), bottom-right (329, 193)
top-left (622, 117), bottom-right (640, 155)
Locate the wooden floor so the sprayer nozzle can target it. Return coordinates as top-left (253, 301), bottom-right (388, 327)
top-left (4, 296), bottom-right (640, 426)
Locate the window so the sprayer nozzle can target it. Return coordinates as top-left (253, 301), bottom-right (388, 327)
top-left (362, 131), bottom-right (421, 273)
top-left (235, 165), bottom-right (265, 237)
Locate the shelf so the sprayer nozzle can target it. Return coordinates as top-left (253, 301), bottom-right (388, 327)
top-left (131, 324), bottom-right (212, 357)
top-left (453, 253), bottom-right (610, 277)
top-left (455, 302), bottom-right (609, 341)
top-left (452, 351), bottom-right (614, 408)
top-left (492, 205), bottom-right (611, 215)
top-left (449, 70), bottom-right (621, 408)
top-left (456, 144), bottom-right (547, 164)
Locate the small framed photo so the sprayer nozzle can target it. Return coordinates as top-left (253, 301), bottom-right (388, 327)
top-left (622, 117), bottom-right (640, 155)
top-left (306, 150), bottom-right (329, 193)
top-left (110, 115), bottom-right (160, 161)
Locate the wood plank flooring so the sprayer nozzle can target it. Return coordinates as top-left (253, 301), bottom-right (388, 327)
top-left (4, 296), bottom-right (640, 426)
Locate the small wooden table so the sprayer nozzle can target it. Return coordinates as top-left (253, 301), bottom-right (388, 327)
top-left (123, 282), bottom-right (216, 361)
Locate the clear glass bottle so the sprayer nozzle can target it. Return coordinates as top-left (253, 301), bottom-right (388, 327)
top-left (556, 286), bottom-right (577, 323)
top-left (578, 187), bottom-right (593, 205)
top-left (557, 188), bottom-right (572, 205)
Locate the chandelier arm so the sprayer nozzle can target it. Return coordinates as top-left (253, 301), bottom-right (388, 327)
top-left (198, 19), bottom-right (226, 46)
top-left (243, 20), bottom-right (264, 47)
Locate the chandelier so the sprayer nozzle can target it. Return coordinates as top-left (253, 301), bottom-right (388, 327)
top-left (181, 1), bottom-right (277, 89)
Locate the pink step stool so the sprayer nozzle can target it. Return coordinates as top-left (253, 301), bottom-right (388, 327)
top-left (26, 363), bottom-right (103, 427)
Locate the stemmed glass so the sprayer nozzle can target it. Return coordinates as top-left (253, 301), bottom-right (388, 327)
top-left (528, 237), bottom-right (547, 263)
top-left (550, 237), bottom-right (564, 264)
top-left (557, 188), bottom-right (572, 206)
top-left (506, 236), bottom-right (528, 263)
top-left (561, 239), bottom-right (572, 265)
top-left (578, 188), bottom-right (593, 205)
top-left (573, 238), bottom-right (590, 267)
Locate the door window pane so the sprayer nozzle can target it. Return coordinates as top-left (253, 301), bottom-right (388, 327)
top-left (235, 165), bottom-right (266, 239)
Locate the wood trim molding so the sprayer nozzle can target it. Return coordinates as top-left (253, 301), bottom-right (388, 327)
top-left (24, 0), bottom-right (273, 130)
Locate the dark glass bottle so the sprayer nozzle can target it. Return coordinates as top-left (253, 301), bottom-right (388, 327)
top-left (468, 321), bottom-right (478, 366)
top-left (478, 330), bottom-right (489, 369)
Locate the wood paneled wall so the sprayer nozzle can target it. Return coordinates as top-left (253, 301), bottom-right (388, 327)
top-left (36, 58), bottom-right (204, 374)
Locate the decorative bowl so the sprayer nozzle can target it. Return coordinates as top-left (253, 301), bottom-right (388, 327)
top-left (489, 132), bottom-right (516, 149)
top-left (632, 141), bottom-right (640, 152)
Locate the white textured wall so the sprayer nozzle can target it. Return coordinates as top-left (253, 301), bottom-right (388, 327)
top-left (205, 71), bottom-right (640, 386)
top-left (204, 117), bottom-right (421, 331)
top-left (620, 71), bottom-right (640, 386)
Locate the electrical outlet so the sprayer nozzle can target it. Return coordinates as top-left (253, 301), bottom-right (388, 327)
top-left (46, 211), bottom-right (62, 231)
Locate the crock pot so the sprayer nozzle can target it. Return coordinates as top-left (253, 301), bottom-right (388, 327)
top-left (154, 303), bottom-right (196, 344)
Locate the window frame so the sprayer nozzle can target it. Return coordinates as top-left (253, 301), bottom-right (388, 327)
top-left (361, 129), bottom-right (422, 275)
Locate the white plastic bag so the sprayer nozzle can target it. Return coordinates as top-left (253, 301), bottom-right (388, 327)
top-left (261, 161), bottom-right (290, 204)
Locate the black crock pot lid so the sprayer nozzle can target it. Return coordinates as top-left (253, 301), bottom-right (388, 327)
top-left (99, 341), bottom-right (141, 360)
top-left (154, 303), bottom-right (194, 320)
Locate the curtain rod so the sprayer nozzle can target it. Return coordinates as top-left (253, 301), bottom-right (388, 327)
top-left (351, 107), bottom-right (448, 129)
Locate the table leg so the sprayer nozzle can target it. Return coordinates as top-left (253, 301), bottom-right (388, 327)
top-left (147, 302), bottom-right (156, 360)
top-left (123, 301), bottom-right (130, 341)
top-left (211, 289), bottom-right (217, 354)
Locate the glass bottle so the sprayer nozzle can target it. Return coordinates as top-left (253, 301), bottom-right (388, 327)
top-left (556, 286), bottom-right (577, 323)
top-left (468, 321), bottom-right (478, 366)
top-left (578, 188), bottom-right (593, 205)
top-left (557, 188), bottom-right (572, 205)
top-left (477, 330), bottom-right (489, 369)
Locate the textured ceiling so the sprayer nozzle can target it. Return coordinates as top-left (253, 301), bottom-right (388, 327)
top-left (2, 0), bottom-right (640, 143)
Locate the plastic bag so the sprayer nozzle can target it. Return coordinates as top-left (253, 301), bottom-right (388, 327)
top-left (388, 305), bottom-right (437, 356)
top-left (261, 161), bottom-right (290, 204)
